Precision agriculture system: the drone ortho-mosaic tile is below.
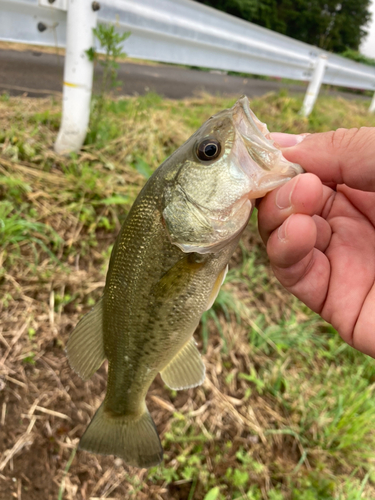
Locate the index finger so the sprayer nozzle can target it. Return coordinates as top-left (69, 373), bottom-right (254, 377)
top-left (272, 128), bottom-right (375, 192)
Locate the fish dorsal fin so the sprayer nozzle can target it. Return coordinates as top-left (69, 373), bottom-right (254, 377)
top-left (66, 297), bottom-right (106, 381)
top-left (160, 338), bottom-right (205, 390)
top-left (205, 264), bottom-right (228, 311)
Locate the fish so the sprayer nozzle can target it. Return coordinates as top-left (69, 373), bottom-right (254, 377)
top-left (66, 96), bottom-right (303, 469)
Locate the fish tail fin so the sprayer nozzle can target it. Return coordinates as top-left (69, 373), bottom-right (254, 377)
top-left (79, 403), bottom-right (163, 468)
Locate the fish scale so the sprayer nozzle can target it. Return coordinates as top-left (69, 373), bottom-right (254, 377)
top-left (66, 96), bottom-right (303, 468)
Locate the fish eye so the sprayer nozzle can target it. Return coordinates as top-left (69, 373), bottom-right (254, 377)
top-left (196, 138), bottom-right (221, 161)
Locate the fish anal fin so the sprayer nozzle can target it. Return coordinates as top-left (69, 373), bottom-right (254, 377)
top-left (205, 264), bottom-right (228, 311)
top-left (66, 297), bottom-right (106, 381)
top-left (79, 402), bottom-right (163, 469)
top-left (161, 338), bottom-right (205, 390)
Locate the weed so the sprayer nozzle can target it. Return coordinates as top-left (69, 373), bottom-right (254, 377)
top-left (86, 24), bottom-right (130, 143)
top-left (57, 447), bottom-right (77, 500)
top-left (0, 200), bottom-right (62, 267)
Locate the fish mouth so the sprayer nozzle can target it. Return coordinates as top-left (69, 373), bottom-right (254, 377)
top-left (234, 96), bottom-right (269, 143)
top-left (231, 96), bottom-right (304, 197)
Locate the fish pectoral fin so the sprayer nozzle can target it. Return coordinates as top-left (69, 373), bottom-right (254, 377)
top-left (66, 297), bottom-right (106, 381)
top-left (205, 264), bottom-right (228, 311)
top-left (161, 338), bottom-right (205, 390)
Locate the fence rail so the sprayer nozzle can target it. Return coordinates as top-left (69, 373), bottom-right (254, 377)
top-left (1, 0), bottom-right (374, 152)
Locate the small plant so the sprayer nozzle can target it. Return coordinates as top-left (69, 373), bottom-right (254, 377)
top-left (340, 49), bottom-right (375, 67)
top-left (86, 24), bottom-right (131, 142)
top-left (0, 201), bottom-right (63, 266)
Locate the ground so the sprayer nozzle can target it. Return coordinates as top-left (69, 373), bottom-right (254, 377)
top-left (1, 91), bottom-right (375, 499)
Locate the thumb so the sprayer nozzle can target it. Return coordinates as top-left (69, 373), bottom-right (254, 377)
top-left (271, 128), bottom-right (375, 192)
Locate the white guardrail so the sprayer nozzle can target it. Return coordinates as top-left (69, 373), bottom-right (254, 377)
top-left (1, 0), bottom-right (375, 153)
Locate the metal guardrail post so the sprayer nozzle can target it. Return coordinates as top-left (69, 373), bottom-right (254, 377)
top-left (54, 0), bottom-right (98, 154)
top-left (301, 54), bottom-right (327, 117)
top-left (369, 93), bottom-right (375, 113)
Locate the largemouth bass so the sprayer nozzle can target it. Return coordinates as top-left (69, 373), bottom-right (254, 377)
top-left (67, 96), bottom-right (302, 469)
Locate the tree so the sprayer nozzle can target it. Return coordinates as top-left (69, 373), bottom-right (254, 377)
top-left (194, 0), bottom-right (372, 52)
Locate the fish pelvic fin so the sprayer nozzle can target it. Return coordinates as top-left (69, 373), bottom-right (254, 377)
top-left (161, 338), bottom-right (205, 390)
top-left (66, 297), bottom-right (106, 381)
top-left (79, 403), bottom-right (163, 469)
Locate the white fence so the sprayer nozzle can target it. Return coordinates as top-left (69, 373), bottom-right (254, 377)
top-left (1, 0), bottom-right (375, 152)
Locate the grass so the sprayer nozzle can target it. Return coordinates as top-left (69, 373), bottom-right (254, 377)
top-left (1, 90), bottom-right (375, 500)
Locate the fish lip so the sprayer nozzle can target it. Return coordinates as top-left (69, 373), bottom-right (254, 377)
top-left (237, 96), bottom-right (258, 126)
top-left (231, 95), bottom-right (303, 186)
top-left (232, 96), bottom-right (265, 139)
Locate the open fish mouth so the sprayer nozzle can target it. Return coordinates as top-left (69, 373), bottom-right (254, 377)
top-left (234, 96), bottom-right (270, 143)
top-left (231, 96), bottom-right (304, 196)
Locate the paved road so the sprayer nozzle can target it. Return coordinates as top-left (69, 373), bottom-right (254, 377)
top-left (0, 48), bottom-right (370, 102)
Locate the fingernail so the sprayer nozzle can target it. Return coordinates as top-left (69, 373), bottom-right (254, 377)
top-left (270, 132), bottom-right (306, 148)
top-left (275, 177), bottom-right (299, 209)
top-left (278, 216), bottom-right (292, 241)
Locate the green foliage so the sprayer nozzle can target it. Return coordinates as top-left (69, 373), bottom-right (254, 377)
top-left (30, 109), bottom-right (61, 130)
top-left (340, 49), bottom-right (375, 67)
top-left (133, 156), bottom-right (153, 179)
top-left (194, 0), bottom-right (372, 52)
top-left (203, 487), bottom-right (221, 500)
top-left (57, 447), bottom-right (77, 500)
top-left (22, 353), bottom-right (36, 365)
top-left (27, 328), bottom-right (36, 340)
top-left (288, 472), bottom-right (335, 499)
top-left (0, 200), bottom-right (62, 267)
top-left (86, 24), bottom-right (130, 143)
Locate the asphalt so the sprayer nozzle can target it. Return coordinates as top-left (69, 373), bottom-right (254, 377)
top-left (0, 47), bottom-right (306, 99)
top-left (0, 48), bottom-right (370, 102)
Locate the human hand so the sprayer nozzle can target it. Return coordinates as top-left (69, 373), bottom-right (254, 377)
top-left (257, 128), bottom-right (375, 357)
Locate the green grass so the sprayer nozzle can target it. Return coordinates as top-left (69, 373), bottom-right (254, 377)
top-left (1, 90), bottom-right (375, 499)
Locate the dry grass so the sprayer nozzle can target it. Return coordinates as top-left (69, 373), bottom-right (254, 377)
top-left (1, 91), bottom-right (375, 500)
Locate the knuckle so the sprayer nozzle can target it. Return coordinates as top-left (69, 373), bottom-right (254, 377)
top-left (329, 128), bottom-right (360, 152)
